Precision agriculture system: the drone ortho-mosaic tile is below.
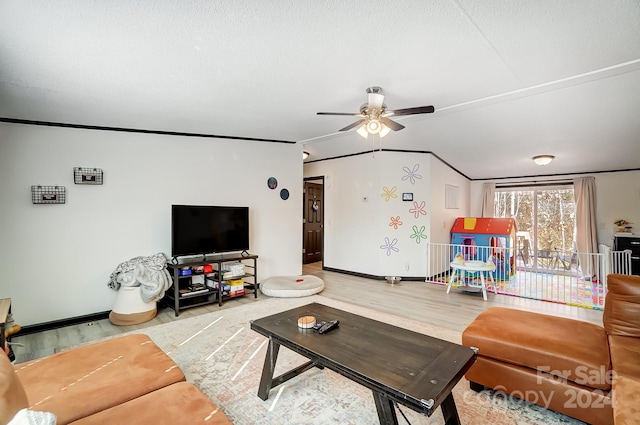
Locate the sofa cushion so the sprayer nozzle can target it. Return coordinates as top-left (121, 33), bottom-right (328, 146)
top-left (69, 382), bottom-right (232, 425)
top-left (462, 307), bottom-right (611, 389)
top-left (608, 335), bottom-right (640, 381)
top-left (603, 274), bottom-right (640, 337)
top-left (464, 355), bottom-right (613, 425)
top-left (14, 333), bottom-right (185, 425)
top-left (1, 352), bottom-right (28, 425)
top-left (612, 375), bottom-right (640, 425)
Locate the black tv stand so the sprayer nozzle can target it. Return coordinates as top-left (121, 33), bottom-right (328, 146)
top-left (164, 253), bottom-right (259, 316)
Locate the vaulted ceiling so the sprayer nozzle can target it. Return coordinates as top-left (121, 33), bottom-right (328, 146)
top-left (1, 1), bottom-right (639, 179)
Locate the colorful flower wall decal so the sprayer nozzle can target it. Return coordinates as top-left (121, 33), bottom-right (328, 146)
top-left (381, 185), bottom-right (398, 202)
top-left (409, 200), bottom-right (427, 218)
top-left (410, 225), bottom-right (428, 244)
top-left (389, 216), bottom-right (403, 229)
top-left (402, 164), bottom-right (422, 185)
top-left (380, 237), bottom-right (399, 256)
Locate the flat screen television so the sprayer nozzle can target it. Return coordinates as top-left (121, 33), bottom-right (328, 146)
top-left (171, 205), bottom-right (249, 257)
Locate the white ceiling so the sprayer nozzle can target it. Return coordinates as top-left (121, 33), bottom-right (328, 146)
top-left (1, 1), bottom-right (639, 179)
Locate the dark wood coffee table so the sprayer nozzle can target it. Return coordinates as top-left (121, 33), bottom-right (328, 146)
top-left (250, 302), bottom-right (476, 424)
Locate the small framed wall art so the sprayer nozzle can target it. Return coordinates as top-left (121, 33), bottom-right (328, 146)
top-left (402, 193), bottom-right (413, 201)
top-left (74, 167), bottom-right (103, 185)
top-left (31, 185), bottom-right (66, 204)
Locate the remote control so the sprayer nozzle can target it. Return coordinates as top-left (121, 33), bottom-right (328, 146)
top-left (317, 320), bottom-right (339, 334)
top-left (313, 321), bottom-right (326, 331)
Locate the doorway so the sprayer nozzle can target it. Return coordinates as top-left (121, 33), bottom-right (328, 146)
top-left (495, 185), bottom-right (576, 273)
top-left (303, 177), bottom-right (324, 264)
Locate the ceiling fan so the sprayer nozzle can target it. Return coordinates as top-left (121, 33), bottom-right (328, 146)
top-left (317, 86), bottom-right (435, 138)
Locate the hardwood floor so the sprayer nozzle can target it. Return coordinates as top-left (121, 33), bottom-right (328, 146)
top-left (10, 262), bottom-right (603, 363)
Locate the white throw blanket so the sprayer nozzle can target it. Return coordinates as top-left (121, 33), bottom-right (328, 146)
top-left (108, 253), bottom-right (171, 302)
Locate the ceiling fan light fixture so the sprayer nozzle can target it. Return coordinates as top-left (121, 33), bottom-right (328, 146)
top-left (318, 86), bottom-right (435, 137)
top-left (366, 119), bottom-right (381, 134)
top-left (356, 125), bottom-right (369, 139)
top-left (532, 155), bottom-right (555, 165)
top-left (368, 92), bottom-right (385, 110)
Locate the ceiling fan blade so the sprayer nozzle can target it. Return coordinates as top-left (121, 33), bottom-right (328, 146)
top-left (368, 92), bottom-right (385, 111)
top-left (380, 116), bottom-right (405, 131)
top-left (317, 112), bottom-right (362, 116)
top-left (339, 119), bottom-right (366, 132)
top-left (387, 105), bottom-right (435, 116)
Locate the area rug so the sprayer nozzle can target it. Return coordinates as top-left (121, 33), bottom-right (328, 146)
top-left (106, 296), bottom-right (585, 424)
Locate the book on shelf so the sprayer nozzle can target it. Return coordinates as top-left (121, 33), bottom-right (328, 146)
top-left (229, 289), bottom-right (246, 297)
top-left (179, 285), bottom-right (210, 297)
top-left (220, 262), bottom-right (245, 279)
top-left (179, 290), bottom-right (209, 298)
top-left (615, 232), bottom-right (636, 237)
top-left (227, 279), bottom-right (244, 292)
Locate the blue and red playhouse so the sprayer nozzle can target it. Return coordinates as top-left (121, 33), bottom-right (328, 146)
top-left (451, 217), bottom-right (517, 280)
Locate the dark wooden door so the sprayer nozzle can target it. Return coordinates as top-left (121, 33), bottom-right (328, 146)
top-left (303, 181), bottom-right (323, 264)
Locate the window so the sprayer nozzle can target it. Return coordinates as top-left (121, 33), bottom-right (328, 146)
top-left (495, 185), bottom-right (575, 270)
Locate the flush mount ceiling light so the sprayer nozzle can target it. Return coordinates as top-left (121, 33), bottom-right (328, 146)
top-left (532, 155), bottom-right (555, 165)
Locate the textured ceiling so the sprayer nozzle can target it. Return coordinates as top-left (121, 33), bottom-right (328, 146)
top-left (1, 0), bottom-right (639, 179)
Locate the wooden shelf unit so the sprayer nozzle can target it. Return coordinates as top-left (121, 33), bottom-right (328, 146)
top-left (614, 235), bottom-right (640, 275)
top-left (165, 253), bottom-right (258, 316)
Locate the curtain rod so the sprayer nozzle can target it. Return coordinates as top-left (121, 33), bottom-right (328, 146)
top-left (496, 179), bottom-right (573, 189)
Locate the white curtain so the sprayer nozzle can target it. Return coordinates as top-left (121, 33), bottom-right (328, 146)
top-left (481, 183), bottom-right (495, 217)
top-left (573, 177), bottom-right (598, 278)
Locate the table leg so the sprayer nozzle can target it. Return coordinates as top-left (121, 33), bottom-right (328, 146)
top-left (440, 393), bottom-right (461, 425)
top-left (372, 391), bottom-right (398, 425)
top-left (447, 269), bottom-right (460, 294)
top-left (480, 272), bottom-right (487, 301)
top-left (257, 338), bottom-right (320, 401)
top-left (488, 271), bottom-right (497, 295)
top-left (257, 337), bottom-right (281, 400)
top-left (446, 271), bottom-right (454, 294)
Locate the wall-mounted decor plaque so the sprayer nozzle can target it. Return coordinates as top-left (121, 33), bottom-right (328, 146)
top-left (31, 185), bottom-right (66, 204)
top-left (74, 167), bottom-right (103, 185)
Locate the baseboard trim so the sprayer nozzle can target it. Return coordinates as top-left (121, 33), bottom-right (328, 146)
top-left (321, 266), bottom-right (426, 282)
top-left (19, 311), bottom-right (111, 336)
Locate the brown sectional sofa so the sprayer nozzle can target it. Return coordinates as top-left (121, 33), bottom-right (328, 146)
top-left (2, 333), bottom-right (232, 425)
top-left (462, 273), bottom-right (640, 425)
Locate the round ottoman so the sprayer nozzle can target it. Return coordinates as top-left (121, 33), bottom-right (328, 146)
top-left (260, 275), bottom-right (325, 298)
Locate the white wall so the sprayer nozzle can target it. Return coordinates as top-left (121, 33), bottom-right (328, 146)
top-left (593, 171), bottom-right (640, 245)
top-left (0, 123), bottom-right (303, 325)
top-left (429, 158), bottom-right (471, 245)
top-left (305, 151), bottom-right (468, 278)
top-left (377, 152), bottom-right (431, 277)
top-left (469, 170), bottom-right (640, 247)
